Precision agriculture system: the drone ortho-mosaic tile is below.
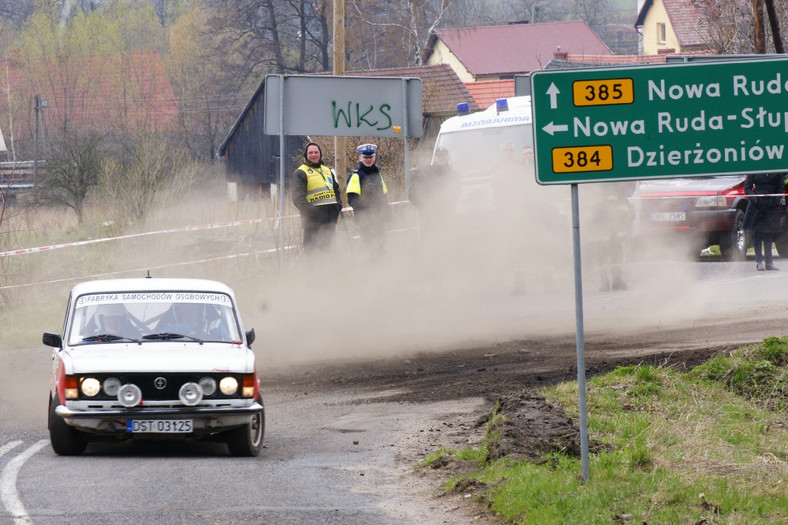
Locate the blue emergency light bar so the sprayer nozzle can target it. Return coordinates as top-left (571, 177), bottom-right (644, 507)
top-left (456, 102), bottom-right (470, 116)
top-left (496, 98), bottom-right (509, 113)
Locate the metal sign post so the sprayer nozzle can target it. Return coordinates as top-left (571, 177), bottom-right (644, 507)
top-left (571, 183), bottom-right (589, 481)
top-left (278, 79), bottom-right (287, 271)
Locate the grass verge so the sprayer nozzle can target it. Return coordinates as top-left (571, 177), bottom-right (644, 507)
top-left (423, 337), bottom-right (787, 524)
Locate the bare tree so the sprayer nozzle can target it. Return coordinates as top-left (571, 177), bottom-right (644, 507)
top-left (204, 0), bottom-right (330, 75)
top-left (346, 0), bottom-right (459, 69)
top-left (34, 131), bottom-right (106, 224)
top-left (691, 0), bottom-right (787, 53)
top-left (442, 0), bottom-right (568, 27)
top-left (0, 0), bottom-right (34, 27)
top-left (101, 133), bottom-right (189, 224)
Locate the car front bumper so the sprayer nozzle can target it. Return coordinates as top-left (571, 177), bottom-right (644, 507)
top-left (55, 402), bottom-right (263, 435)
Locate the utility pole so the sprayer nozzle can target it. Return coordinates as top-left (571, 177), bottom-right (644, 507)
top-left (764, 0), bottom-right (784, 53)
top-left (33, 93), bottom-right (41, 178)
top-left (753, 0), bottom-right (765, 53)
top-left (333, 0), bottom-right (346, 202)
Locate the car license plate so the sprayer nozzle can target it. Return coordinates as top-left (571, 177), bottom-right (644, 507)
top-left (649, 211), bottom-right (686, 222)
top-left (127, 419), bottom-right (193, 433)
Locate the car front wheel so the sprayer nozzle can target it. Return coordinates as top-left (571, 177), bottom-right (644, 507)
top-left (719, 208), bottom-right (748, 261)
top-left (49, 395), bottom-right (87, 456)
top-left (226, 396), bottom-right (265, 457)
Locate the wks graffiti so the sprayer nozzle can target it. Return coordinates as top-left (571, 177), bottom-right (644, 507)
top-left (332, 101), bottom-right (393, 131)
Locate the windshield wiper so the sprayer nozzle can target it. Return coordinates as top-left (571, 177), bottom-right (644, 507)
top-left (82, 334), bottom-right (139, 343)
top-left (142, 332), bottom-right (203, 344)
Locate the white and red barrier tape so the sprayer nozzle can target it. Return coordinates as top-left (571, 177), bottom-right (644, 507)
top-left (0, 200), bottom-right (415, 289)
top-left (0, 214), bottom-right (302, 258)
top-left (0, 200), bottom-right (412, 258)
top-left (0, 245), bottom-right (299, 290)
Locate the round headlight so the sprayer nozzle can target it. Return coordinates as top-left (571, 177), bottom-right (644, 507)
top-left (81, 377), bottom-right (101, 397)
top-left (118, 383), bottom-right (143, 407)
top-left (219, 376), bottom-right (238, 395)
top-left (103, 377), bottom-right (121, 397)
top-left (179, 382), bottom-right (203, 406)
top-left (198, 377), bottom-right (217, 396)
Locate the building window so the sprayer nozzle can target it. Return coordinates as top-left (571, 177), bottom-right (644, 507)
top-left (657, 23), bottom-right (666, 44)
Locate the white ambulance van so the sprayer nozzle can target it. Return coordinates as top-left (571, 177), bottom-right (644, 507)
top-left (431, 96), bottom-right (534, 216)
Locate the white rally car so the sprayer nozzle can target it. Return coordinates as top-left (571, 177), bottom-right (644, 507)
top-left (44, 277), bottom-right (264, 456)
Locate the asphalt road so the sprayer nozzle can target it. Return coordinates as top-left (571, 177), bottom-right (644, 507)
top-left (1, 389), bottom-right (491, 525)
top-left (2, 257), bottom-right (787, 525)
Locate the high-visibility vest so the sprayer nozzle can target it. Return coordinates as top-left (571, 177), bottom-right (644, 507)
top-left (347, 170), bottom-right (388, 196)
top-left (299, 164), bottom-right (337, 206)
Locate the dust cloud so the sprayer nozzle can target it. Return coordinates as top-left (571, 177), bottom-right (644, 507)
top-left (0, 174), bottom-right (738, 431)
top-left (251, 170), bottom-right (728, 370)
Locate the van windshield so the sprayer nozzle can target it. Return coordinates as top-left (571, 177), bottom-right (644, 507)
top-left (434, 124), bottom-right (533, 175)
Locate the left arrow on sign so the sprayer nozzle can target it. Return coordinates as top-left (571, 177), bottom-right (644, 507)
top-left (542, 121), bottom-right (568, 136)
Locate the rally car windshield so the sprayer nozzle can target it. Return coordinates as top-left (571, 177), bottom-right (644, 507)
top-left (67, 292), bottom-right (242, 345)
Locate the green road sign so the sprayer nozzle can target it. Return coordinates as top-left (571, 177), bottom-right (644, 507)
top-left (530, 58), bottom-right (788, 184)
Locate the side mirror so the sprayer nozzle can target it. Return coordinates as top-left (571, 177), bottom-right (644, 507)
top-left (245, 328), bottom-right (255, 347)
top-left (43, 332), bottom-right (62, 348)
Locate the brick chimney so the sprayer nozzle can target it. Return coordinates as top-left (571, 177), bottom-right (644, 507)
top-left (554, 48), bottom-right (569, 60)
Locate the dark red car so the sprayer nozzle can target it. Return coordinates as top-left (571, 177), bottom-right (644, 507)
top-left (632, 176), bottom-right (788, 260)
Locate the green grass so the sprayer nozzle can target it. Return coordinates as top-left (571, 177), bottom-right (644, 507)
top-left (423, 339), bottom-right (788, 524)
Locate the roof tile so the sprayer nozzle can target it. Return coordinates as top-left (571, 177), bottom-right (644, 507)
top-left (663, 0), bottom-right (709, 49)
top-left (430, 21), bottom-right (612, 76)
top-left (345, 64), bottom-right (480, 115)
top-left (463, 80), bottom-right (515, 108)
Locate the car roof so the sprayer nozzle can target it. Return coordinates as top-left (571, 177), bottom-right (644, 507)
top-left (70, 277), bottom-right (236, 298)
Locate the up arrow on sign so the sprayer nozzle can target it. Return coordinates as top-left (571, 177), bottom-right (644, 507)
top-left (546, 82), bottom-right (561, 109)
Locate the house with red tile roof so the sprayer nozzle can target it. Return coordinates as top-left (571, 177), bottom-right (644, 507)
top-left (544, 48), bottom-right (718, 74)
top-left (635, 0), bottom-right (711, 55)
top-left (424, 21), bottom-right (613, 83)
top-left (0, 50), bottom-right (178, 157)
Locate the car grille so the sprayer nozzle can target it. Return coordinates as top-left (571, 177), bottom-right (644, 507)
top-left (78, 372), bottom-right (242, 401)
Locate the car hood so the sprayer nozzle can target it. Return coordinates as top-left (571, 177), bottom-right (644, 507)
top-left (636, 176), bottom-right (745, 195)
top-left (62, 343), bottom-right (254, 375)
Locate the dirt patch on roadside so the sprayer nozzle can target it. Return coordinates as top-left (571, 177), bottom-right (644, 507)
top-left (267, 329), bottom-right (738, 405)
top-left (485, 391), bottom-right (609, 463)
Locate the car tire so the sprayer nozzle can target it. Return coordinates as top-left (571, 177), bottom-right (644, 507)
top-left (226, 395), bottom-right (265, 457)
top-left (719, 208), bottom-right (748, 261)
top-left (49, 395), bottom-right (87, 456)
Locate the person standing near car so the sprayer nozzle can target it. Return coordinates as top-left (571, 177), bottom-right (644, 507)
top-left (583, 182), bottom-right (635, 291)
top-left (743, 172), bottom-right (787, 271)
top-left (347, 143), bottom-right (389, 256)
top-left (291, 142), bottom-right (343, 256)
